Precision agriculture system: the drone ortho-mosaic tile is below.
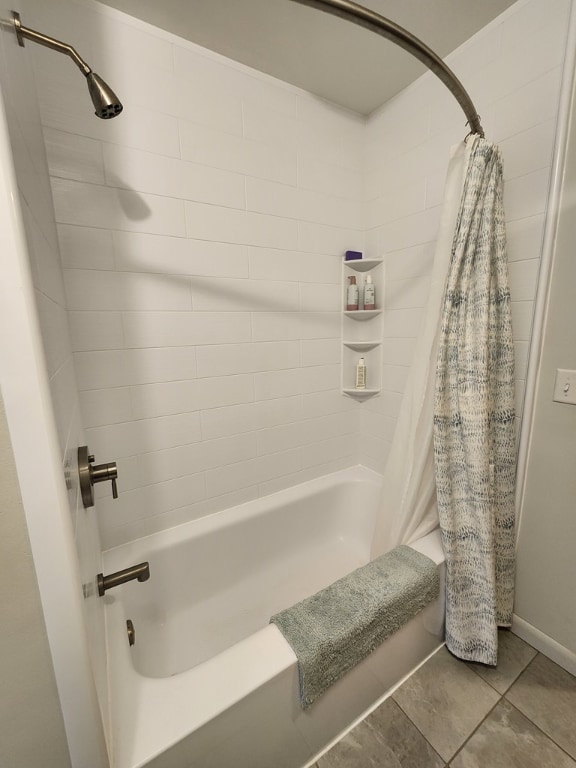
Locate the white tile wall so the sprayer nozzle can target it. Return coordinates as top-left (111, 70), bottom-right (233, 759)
top-left (31, 0), bottom-right (364, 547)
top-left (29, 0), bottom-right (571, 546)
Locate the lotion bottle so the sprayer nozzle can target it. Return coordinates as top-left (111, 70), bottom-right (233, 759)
top-left (346, 275), bottom-right (359, 311)
top-left (355, 357), bottom-right (366, 389)
top-left (363, 274), bottom-right (375, 310)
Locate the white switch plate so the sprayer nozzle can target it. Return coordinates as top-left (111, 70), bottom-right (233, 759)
top-left (553, 369), bottom-right (576, 405)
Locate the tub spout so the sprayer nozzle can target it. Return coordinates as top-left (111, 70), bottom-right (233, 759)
top-left (97, 562), bottom-right (150, 596)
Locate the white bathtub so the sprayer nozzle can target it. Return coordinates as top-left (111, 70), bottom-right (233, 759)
top-left (103, 466), bottom-right (445, 768)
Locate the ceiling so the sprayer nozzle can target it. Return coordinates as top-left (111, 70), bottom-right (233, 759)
top-left (99, 0), bottom-right (517, 115)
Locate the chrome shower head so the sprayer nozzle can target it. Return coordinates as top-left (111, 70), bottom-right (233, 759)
top-left (86, 72), bottom-right (123, 119)
top-left (13, 11), bottom-right (123, 120)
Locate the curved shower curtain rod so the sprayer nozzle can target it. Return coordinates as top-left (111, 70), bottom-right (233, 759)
top-left (288, 0), bottom-right (484, 137)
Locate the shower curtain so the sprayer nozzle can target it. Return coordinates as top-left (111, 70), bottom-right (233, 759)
top-left (434, 136), bottom-right (516, 666)
top-left (370, 135), bottom-right (515, 667)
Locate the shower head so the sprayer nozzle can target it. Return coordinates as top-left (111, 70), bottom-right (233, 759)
top-left (12, 11), bottom-right (123, 120)
top-left (86, 72), bottom-right (123, 119)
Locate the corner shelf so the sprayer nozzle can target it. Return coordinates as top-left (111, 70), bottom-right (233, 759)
top-left (344, 258), bottom-right (383, 272)
top-left (342, 388), bottom-right (381, 399)
top-left (342, 257), bottom-right (384, 399)
top-left (343, 340), bottom-right (381, 351)
top-left (344, 309), bottom-right (382, 320)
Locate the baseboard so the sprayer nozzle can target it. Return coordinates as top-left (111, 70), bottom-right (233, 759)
top-left (512, 614), bottom-right (576, 676)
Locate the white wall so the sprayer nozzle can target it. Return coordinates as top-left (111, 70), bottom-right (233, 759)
top-left (0, 391), bottom-right (71, 768)
top-left (513, 61), bottom-right (576, 672)
top-left (29, 0), bottom-right (365, 549)
top-left (361, 0), bottom-right (571, 472)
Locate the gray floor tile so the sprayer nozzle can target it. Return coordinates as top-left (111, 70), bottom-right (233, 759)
top-left (506, 652), bottom-right (576, 759)
top-left (465, 629), bottom-right (537, 694)
top-left (450, 699), bottom-right (576, 768)
top-left (317, 698), bottom-right (444, 768)
top-left (392, 647), bottom-right (499, 762)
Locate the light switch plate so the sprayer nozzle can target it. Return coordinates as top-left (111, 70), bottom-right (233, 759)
top-left (553, 369), bottom-right (576, 405)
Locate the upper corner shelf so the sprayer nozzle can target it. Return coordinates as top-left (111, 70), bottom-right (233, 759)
top-left (344, 258), bottom-right (383, 272)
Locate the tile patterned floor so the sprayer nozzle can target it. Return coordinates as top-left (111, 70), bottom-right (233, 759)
top-left (316, 631), bottom-right (576, 767)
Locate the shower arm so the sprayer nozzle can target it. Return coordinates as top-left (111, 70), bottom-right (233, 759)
top-left (288, 0), bottom-right (484, 137)
top-left (13, 12), bottom-right (91, 76)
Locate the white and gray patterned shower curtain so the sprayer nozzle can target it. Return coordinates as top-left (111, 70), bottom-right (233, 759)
top-left (434, 136), bottom-right (516, 666)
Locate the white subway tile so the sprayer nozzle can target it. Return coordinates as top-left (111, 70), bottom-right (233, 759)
top-left (122, 311), bottom-right (251, 348)
top-left (511, 301), bottom-right (534, 342)
top-left (297, 153), bottom-right (363, 201)
top-left (51, 178), bottom-right (187, 237)
top-left (366, 178), bottom-right (427, 230)
top-left (196, 342), bottom-right (300, 378)
top-left (508, 259), bottom-right (540, 303)
top-left (248, 247), bottom-right (341, 284)
top-left (385, 277), bottom-right (430, 310)
top-left (493, 68), bottom-right (562, 142)
top-left (299, 283), bottom-right (341, 312)
top-left (385, 243), bottom-right (435, 281)
top-left (64, 269), bottom-right (192, 312)
top-left (137, 433), bottom-right (258, 485)
top-left (97, 473), bottom-right (206, 526)
top-left (300, 339), bottom-right (341, 367)
top-left (58, 225), bottom-right (115, 271)
top-left (102, 143), bottom-right (245, 209)
top-left (86, 412), bottom-right (202, 459)
top-left (254, 369), bottom-right (301, 401)
top-left (252, 312), bottom-right (340, 342)
top-left (191, 276), bottom-right (299, 312)
top-left (69, 311), bottom-right (124, 352)
top-left (43, 128), bottom-right (105, 184)
top-left (298, 220), bottom-right (364, 256)
top-left (504, 167), bottom-right (551, 222)
top-left (300, 390), bottom-right (353, 419)
top-left (113, 231), bottom-right (249, 278)
top-left (242, 100), bottom-right (299, 149)
top-left (499, 120), bottom-right (555, 181)
top-left (74, 347), bottom-right (197, 391)
top-left (300, 365), bottom-right (340, 394)
top-left (384, 308), bottom-right (423, 338)
top-left (200, 403), bottom-right (257, 441)
top-left (179, 119), bottom-right (296, 185)
top-left (506, 215), bottom-right (545, 263)
top-left (514, 341), bottom-right (530, 380)
top-left (130, 374), bottom-right (253, 419)
top-left (253, 395), bottom-right (304, 429)
top-left (383, 207), bottom-right (441, 253)
top-left (246, 177), bottom-right (363, 230)
top-left (185, 201), bottom-right (299, 250)
top-left (382, 365), bottom-right (410, 394)
top-left (80, 387), bottom-right (132, 428)
top-left (301, 434), bottom-right (356, 469)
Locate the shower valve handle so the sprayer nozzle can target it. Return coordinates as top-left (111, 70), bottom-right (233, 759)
top-left (78, 446), bottom-right (119, 508)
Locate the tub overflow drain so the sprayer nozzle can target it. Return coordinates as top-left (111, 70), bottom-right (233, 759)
top-left (127, 619), bottom-right (135, 647)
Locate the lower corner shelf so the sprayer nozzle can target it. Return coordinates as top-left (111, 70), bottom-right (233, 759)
top-left (342, 388), bottom-right (380, 398)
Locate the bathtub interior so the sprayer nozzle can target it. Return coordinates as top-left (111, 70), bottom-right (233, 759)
top-left (104, 466), bottom-right (381, 678)
top-left (103, 467), bottom-right (445, 768)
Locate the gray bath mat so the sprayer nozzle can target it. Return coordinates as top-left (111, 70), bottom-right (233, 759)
top-left (270, 545), bottom-right (440, 708)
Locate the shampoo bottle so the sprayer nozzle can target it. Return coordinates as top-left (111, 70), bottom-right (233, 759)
top-left (363, 274), bottom-right (375, 310)
top-left (346, 275), bottom-right (359, 311)
top-left (355, 357), bottom-right (366, 389)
